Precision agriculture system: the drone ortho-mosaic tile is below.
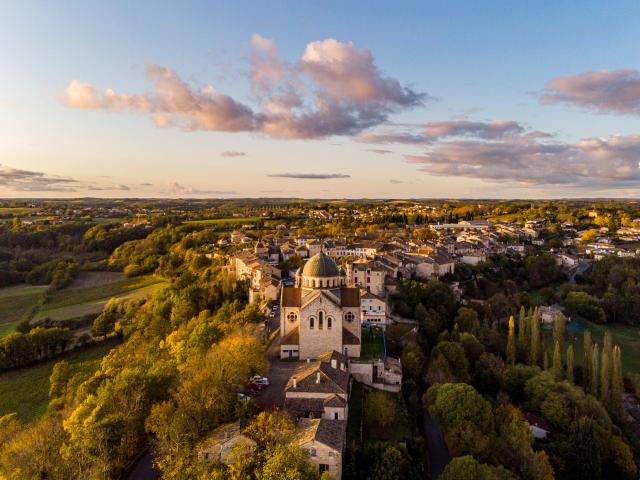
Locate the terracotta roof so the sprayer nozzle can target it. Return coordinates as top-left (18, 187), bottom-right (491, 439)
top-left (296, 418), bottom-right (347, 452)
top-left (286, 359), bottom-right (349, 394)
top-left (324, 394), bottom-right (347, 408)
top-left (339, 287), bottom-right (360, 307)
top-left (342, 328), bottom-right (360, 345)
top-left (281, 287), bottom-right (302, 307)
top-left (282, 326), bottom-right (299, 345)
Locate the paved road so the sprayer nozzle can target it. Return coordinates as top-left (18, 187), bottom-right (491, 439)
top-left (254, 328), bottom-right (299, 410)
top-left (569, 259), bottom-right (592, 284)
top-left (121, 449), bottom-right (159, 480)
top-left (422, 410), bottom-right (451, 480)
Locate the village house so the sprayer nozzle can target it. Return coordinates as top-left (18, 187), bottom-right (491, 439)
top-left (359, 289), bottom-right (388, 326)
top-left (349, 357), bottom-right (402, 393)
top-left (346, 260), bottom-right (388, 296)
top-left (197, 421), bottom-right (256, 465)
top-left (297, 418), bottom-right (346, 479)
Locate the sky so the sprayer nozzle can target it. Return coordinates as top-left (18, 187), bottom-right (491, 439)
top-left (1, 0), bottom-right (640, 199)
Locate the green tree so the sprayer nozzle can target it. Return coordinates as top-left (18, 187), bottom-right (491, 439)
top-left (506, 315), bottom-right (516, 365)
top-left (583, 330), bottom-right (593, 392)
top-left (454, 307), bottom-right (479, 333)
top-left (567, 417), bottom-right (602, 480)
top-left (518, 305), bottom-right (528, 361)
top-left (366, 391), bottom-right (396, 429)
top-left (551, 340), bottom-right (563, 380)
top-left (611, 345), bottom-right (625, 423)
top-left (49, 360), bottom-right (70, 398)
top-left (566, 344), bottom-right (574, 383)
top-left (370, 445), bottom-right (416, 480)
top-left (431, 341), bottom-right (470, 382)
top-left (590, 344), bottom-right (599, 397)
top-left (427, 383), bottom-right (494, 435)
top-left (439, 455), bottom-right (498, 480)
top-left (529, 308), bottom-right (541, 367)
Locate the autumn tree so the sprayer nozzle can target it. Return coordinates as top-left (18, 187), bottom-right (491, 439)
top-left (566, 344), bottom-right (574, 383)
top-left (506, 315), bottom-right (516, 365)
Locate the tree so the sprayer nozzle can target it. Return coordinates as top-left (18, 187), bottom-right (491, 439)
top-left (564, 292), bottom-right (606, 324)
top-left (529, 308), bottom-right (541, 367)
top-left (427, 383), bottom-right (494, 435)
top-left (431, 341), bottom-right (470, 382)
top-left (256, 443), bottom-right (318, 480)
top-left (439, 455), bottom-right (498, 480)
top-left (611, 345), bottom-right (625, 423)
top-left (583, 330), bottom-right (593, 392)
top-left (551, 340), bottom-right (563, 380)
top-left (506, 315), bottom-right (516, 365)
top-left (49, 360), bottom-right (70, 398)
top-left (454, 307), bottom-right (479, 333)
top-left (366, 391), bottom-right (396, 429)
top-left (567, 417), bottom-right (602, 480)
top-left (600, 336), bottom-right (612, 410)
top-left (370, 445), bottom-right (416, 480)
top-left (566, 344), bottom-right (574, 383)
top-left (590, 344), bottom-right (599, 397)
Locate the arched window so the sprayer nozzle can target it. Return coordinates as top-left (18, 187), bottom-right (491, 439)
top-left (309, 317), bottom-right (315, 329)
top-left (319, 317), bottom-right (323, 329)
top-left (344, 311), bottom-right (355, 323)
top-left (287, 312), bottom-right (297, 322)
top-left (320, 279), bottom-right (324, 287)
top-left (327, 317), bottom-right (333, 329)
top-left (319, 311), bottom-right (324, 322)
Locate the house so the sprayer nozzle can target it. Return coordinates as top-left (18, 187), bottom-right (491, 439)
top-left (346, 260), bottom-right (388, 296)
top-left (359, 290), bottom-right (388, 326)
top-left (350, 357), bottom-right (402, 393)
top-left (297, 418), bottom-right (346, 479)
top-left (525, 412), bottom-right (551, 439)
top-left (197, 421), bottom-right (256, 464)
top-left (538, 305), bottom-right (568, 324)
top-left (285, 351), bottom-right (350, 420)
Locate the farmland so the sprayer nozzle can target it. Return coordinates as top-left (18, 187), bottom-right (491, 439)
top-left (0, 285), bottom-right (47, 337)
top-left (0, 340), bottom-right (118, 422)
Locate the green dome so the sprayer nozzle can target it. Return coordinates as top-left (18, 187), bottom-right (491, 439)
top-left (302, 252), bottom-right (339, 277)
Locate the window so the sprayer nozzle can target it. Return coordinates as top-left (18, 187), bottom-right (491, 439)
top-left (309, 448), bottom-right (317, 457)
top-left (319, 317), bottom-right (323, 329)
top-left (344, 311), bottom-right (355, 322)
top-left (319, 311), bottom-right (324, 322)
top-left (319, 464), bottom-right (329, 473)
top-left (309, 317), bottom-right (315, 329)
top-left (327, 317), bottom-right (333, 329)
top-left (287, 312), bottom-right (298, 322)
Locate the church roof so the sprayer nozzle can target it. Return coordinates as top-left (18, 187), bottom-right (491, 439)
top-left (282, 326), bottom-right (300, 345)
top-left (282, 287), bottom-right (302, 307)
top-left (302, 252), bottom-right (339, 277)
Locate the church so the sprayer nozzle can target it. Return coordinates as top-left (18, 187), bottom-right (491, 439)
top-left (280, 252), bottom-right (361, 360)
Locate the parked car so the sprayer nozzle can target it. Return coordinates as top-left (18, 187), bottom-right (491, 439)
top-left (249, 381), bottom-right (265, 391)
top-left (251, 375), bottom-right (269, 386)
top-left (237, 393), bottom-right (251, 402)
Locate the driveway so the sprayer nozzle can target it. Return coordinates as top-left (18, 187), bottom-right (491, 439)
top-left (254, 331), bottom-right (299, 410)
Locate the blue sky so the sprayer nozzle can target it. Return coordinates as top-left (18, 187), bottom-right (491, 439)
top-left (1, 1), bottom-right (639, 198)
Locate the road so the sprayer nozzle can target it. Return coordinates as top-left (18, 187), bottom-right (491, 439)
top-left (568, 259), bottom-right (592, 284)
top-left (422, 410), bottom-right (451, 479)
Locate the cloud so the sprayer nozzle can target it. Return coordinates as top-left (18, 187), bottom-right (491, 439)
top-left (541, 70), bottom-right (640, 115)
top-left (163, 181), bottom-right (236, 196)
top-left (356, 120), bottom-right (527, 145)
top-left (267, 173), bottom-right (350, 179)
top-left (367, 149), bottom-right (393, 155)
top-left (0, 165), bottom-right (78, 192)
top-left (220, 150), bottom-right (247, 157)
top-left (389, 179), bottom-right (403, 184)
top-left (140, 182), bottom-right (153, 186)
top-left (87, 183), bottom-right (131, 191)
top-left (64, 36), bottom-right (426, 139)
top-left (405, 133), bottom-right (640, 187)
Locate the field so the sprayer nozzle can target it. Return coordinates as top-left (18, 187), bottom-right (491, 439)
top-left (0, 285), bottom-right (48, 337)
top-left (566, 319), bottom-right (640, 374)
top-left (185, 216), bottom-right (262, 226)
top-left (34, 274), bottom-right (165, 322)
top-left (0, 207), bottom-right (39, 215)
top-left (0, 340), bottom-right (118, 422)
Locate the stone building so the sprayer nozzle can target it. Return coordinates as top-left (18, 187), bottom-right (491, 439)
top-left (280, 253), bottom-right (361, 359)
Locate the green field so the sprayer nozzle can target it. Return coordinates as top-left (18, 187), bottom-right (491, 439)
top-left (185, 216), bottom-right (262, 226)
top-left (0, 207), bottom-right (38, 215)
top-left (0, 285), bottom-right (48, 337)
top-left (0, 340), bottom-right (118, 422)
top-left (35, 275), bottom-right (166, 322)
top-left (566, 319), bottom-right (640, 374)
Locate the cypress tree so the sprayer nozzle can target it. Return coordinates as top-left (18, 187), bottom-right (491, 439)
top-left (566, 344), bottom-right (575, 383)
top-left (506, 315), bottom-right (516, 365)
top-left (552, 340), bottom-right (563, 379)
top-left (543, 350), bottom-right (551, 370)
top-left (611, 345), bottom-right (625, 423)
top-left (583, 330), bottom-right (593, 392)
top-left (590, 344), bottom-right (599, 397)
top-left (530, 308), bottom-right (541, 366)
top-left (518, 305), bottom-right (527, 357)
top-left (553, 313), bottom-right (567, 351)
top-left (600, 331), bottom-right (613, 410)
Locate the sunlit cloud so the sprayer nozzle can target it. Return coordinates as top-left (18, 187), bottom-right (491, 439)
top-left (541, 69), bottom-right (640, 115)
top-left (0, 165), bottom-right (78, 192)
top-left (63, 36), bottom-right (426, 139)
top-left (220, 151), bottom-right (247, 157)
top-left (267, 173), bottom-right (350, 179)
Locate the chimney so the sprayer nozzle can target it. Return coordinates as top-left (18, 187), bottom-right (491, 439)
top-left (316, 372), bottom-right (321, 384)
top-left (340, 362), bottom-right (345, 371)
top-left (307, 358), bottom-right (311, 363)
top-left (292, 377), bottom-right (297, 388)
top-left (331, 359), bottom-right (337, 369)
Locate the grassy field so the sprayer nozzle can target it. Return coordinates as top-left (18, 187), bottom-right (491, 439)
top-left (0, 340), bottom-right (118, 422)
top-left (35, 275), bottom-right (165, 322)
top-left (0, 285), bottom-right (48, 337)
top-left (362, 388), bottom-right (413, 445)
top-left (565, 319), bottom-right (640, 374)
top-left (185, 216), bottom-right (262, 226)
top-left (0, 207), bottom-right (38, 215)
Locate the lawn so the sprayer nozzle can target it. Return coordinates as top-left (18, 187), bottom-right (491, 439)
top-left (0, 340), bottom-right (118, 422)
top-left (360, 326), bottom-right (385, 360)
top-left (185, 216), bottom-right (262, 226)
top-left (0, 285), bottom-right (48, 337)
top-left (565, 319), bottom-right (640, 374)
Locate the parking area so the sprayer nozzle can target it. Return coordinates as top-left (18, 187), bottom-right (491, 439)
top-left (254, 334), bottom-right (300, 410)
